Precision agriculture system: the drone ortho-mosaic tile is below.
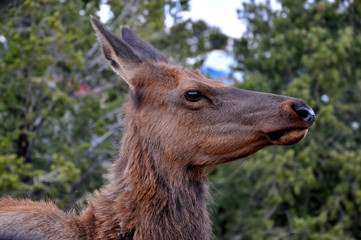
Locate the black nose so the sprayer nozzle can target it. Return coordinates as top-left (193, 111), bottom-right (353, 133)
top-left (293, 105), bottom-right (315, 127)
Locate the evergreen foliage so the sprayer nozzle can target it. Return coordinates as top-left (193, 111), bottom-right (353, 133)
top-left (211, 1), bottom-right (361, 239)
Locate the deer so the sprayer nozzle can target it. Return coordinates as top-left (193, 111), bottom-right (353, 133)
top-left (0, 17), bottom-right (315, 240)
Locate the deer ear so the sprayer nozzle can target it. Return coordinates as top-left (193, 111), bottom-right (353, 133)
top-left (120, 27), bottom-right (168, 63)
top-left (91, 17), bottom-right (141, 87)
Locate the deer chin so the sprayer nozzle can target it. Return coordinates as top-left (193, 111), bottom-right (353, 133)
top-left (267, 128), bottom-right (308, 145)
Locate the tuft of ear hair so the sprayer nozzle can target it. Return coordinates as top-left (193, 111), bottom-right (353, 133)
top-left (90, 17), bottom-right (141, 85)
top-left (90, 17), bottom-right (141, 65)
top-left (90, 17), bottom-right (168, 85)
top-left (120, 27), bottom-right (168, 63)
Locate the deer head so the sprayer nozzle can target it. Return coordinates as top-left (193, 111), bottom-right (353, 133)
top-left (91, 17), bottom-right (315, 169)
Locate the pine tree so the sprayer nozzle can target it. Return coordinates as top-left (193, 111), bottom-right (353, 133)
top-left (211, 0), bottom-right (361, 239)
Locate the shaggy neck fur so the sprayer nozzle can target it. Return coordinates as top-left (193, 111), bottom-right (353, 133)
top-left (81, 110), bottom-right (211, 240)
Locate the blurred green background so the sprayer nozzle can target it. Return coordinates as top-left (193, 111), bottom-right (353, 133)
top-left (1, 0), bottom-right (361, 239)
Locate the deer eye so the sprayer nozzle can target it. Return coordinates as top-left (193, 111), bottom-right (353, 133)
top-left (185, 90), bottom-right (203, 102)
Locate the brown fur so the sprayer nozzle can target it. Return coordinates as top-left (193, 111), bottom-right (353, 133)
top-left (0, 18), bottom-right (315, 240)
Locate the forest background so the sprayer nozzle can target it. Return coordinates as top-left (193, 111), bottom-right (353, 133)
top-left (1, 0), bottom-right (361, 239)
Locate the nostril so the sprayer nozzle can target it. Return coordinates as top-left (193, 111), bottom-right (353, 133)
top-left (296, 108), bottom-right (311, 119)
top-left (292, 105), bottom-right (316, 127)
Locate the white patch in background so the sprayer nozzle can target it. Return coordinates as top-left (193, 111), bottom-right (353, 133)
top-left (164, 5), bottom-right (174, 30)
top-left (232, 71), bottom-right (243, 82)
top-left (321, 94), bottom-right (329, 103)
top-left (351, 122), bottom-right (359, 130)
top-left (0, 35), bottom-right (6, 43)
top-left (97, 0), bottom-right (114, 23)
top-left (0, 35), bottom-right (8, 51)
top-left (180, 0), bottom-right (245, 38)
top-left (204, 50), bottom-right (235, 72)
top-left (178, 0), bottom-right (281, 39)
top-left (173, 0), bottom-right (281, 74)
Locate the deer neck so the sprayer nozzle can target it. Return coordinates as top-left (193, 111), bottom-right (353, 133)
top-left (89, 120), bottom-right (211, 240)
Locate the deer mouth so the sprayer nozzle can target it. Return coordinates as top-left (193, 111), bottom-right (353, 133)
top-left (267, 127), bottom-right (308, 145)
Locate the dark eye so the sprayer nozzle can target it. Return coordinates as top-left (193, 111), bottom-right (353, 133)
top-left (185, 90), bottom-right (203, 102)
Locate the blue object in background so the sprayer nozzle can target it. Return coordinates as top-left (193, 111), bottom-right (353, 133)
top-left (201, 67), bottom-right (229, 79)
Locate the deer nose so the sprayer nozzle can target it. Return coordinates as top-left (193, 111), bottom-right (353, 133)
top-left (292, 104), bottom-right (315, 127)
